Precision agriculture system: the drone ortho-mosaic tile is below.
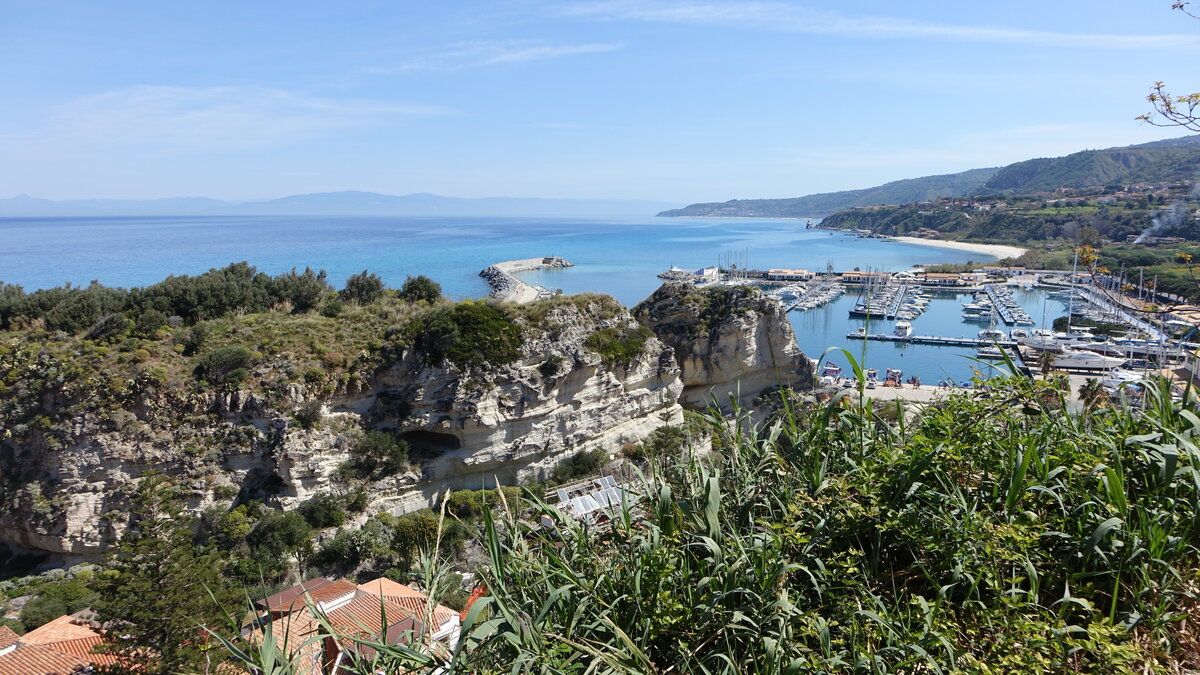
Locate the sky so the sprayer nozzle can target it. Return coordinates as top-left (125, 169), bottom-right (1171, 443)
top-left (2, 0), bottom-right (1199, 203)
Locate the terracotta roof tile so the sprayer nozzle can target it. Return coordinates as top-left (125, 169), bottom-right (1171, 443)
top-left (355, 577), bottom-right (458, 629)
top-left (43, 635), bottom-right (123, 667)
top-left (0, 643), bottom-right (89, 675)
top-left (19, 615), bottom-right (102, 645)
top-left (0, 626), bottom-right (18, 650)
top-left (355, 578), bottom-right (425, 599)
top-left (259, 578), bottom-right (359, 613)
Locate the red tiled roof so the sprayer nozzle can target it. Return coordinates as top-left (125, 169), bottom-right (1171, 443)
top-left (355, 578), bottom-right (458, 629)
top-left (19, 616), bottom-right (100, 645)
top-left (0, 643), bottom-right (89, 675)
top-left (259, 577), bottom-right (359, 613)
top-left (0, 626), bottom-right (18, 650)
top-left (43, 635), bottom-right (123, 667)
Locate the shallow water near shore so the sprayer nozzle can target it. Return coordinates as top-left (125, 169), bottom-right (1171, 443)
top-left (0, 214), bottom-right (1052, 382)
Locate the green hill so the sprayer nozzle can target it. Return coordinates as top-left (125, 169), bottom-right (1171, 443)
top-left (657, 167), bottom-right (998, 218)
top-left (980, 136), bottom-right (1200, 194)
top-left (660, 136), bottom-right (1200, 219)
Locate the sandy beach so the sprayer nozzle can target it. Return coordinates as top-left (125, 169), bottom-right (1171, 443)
top-left (890, 236), bottom-right (1027, 261)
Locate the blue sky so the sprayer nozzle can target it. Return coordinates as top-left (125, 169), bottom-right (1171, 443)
top-left (3, 0), bottom-right (1198, 203)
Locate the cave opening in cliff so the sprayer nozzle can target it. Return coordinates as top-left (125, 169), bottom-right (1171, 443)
top-left (399, 430), bottom-right (461, 460)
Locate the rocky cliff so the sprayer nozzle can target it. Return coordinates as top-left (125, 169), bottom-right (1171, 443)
top-left (0, 294), bottom-right (681, 560)
top-left (634, 283), bottom-right (813, 409)
top-left (0, 283), bottom-right (812, 562)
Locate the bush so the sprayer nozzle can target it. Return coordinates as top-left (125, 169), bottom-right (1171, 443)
top-left (419, 301), bottom-right (521, 368)
top-left (320, 297), bottom-right (343, 318)
top-left (341, 430), bottom-right (410, 479)
top-left (130, 262), bottom-right (275, 323)
top-left (245, 511), bottom-right (312, 578)
top-left (551, 449), bottom-right (608, 483)
top-left (134, 309), bottom-right (168, 337)
top-left (585, 324), bottom-right (652, 367)
top-left (181, 323), bottom-right (213, 356)
top-left (399, 275), bottom-right (442, 303)
top-left (193, 346), bottom-right (254, 387)
top-left (298, 493), bottom-right (348, 529)
top-left (342, 270), bottom-right (385, 305)
top-left (294, 400), bottom-right (323, 430)
top-left (272, 267), bottom-right (331, 313)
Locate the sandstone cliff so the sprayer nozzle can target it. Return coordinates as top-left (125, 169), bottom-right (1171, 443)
top-left (0, 295), bottom-right (681, 559)
top-left (634, 283), bottom-right (813, 409)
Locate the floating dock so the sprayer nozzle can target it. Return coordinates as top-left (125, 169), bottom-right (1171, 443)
top-left (847, 332), bottom-right (1018, 348)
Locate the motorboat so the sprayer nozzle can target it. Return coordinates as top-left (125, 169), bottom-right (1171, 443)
top-left (1020, 329), bottom-right (1062, 351)
top-left (1010, 328), bottom-right (1029, 340)
top-left (978, 328), bottom-right (1006, 341)
top-left (975, 347), bottom-right (1006, 360)
top-left (822, 361), bottom-right (843, 377)
top-left (893, 320), bottom-right (913, 338)
top-left (1053, 348), bottom-right (1126, 370)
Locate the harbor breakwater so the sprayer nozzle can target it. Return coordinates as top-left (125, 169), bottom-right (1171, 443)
top-left (480, 257), bottom-right (573, 303)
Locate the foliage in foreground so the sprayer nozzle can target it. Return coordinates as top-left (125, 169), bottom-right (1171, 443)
top-left (220, 370), bottom-right (1200, 673)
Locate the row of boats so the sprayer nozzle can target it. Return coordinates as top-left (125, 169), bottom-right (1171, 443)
top-left (962, 286), bottom-right (1035, 326)
top-left (849, 284), bottom-right (932, 321)
top-left (775, 279), bottom-right (846, 312)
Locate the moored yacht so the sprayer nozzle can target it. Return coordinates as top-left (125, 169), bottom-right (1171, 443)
top-left (893, 320), bottom-right (913, 337)
top-left (1053, 348), bottom-right (1126, 370)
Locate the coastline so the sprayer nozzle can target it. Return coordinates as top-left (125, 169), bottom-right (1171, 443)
top-left (889, 236), bottom-right (1027, 260)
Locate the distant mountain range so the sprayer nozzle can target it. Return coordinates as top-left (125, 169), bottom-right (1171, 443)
top-left (0, 191), bottom-right (683, 218)
top-left (659, 136), bottom-right (1200, 219)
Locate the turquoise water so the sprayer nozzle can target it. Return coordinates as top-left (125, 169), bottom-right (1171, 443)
top-left (0, 215), bottom-right (1060, 381)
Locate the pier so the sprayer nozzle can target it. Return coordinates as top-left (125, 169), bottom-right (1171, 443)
top-left (847, 332), bottom-right (1018, 348)
top-left (480, 257), bottom-right (573, 303)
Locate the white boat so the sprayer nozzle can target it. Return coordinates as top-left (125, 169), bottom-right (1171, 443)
top-left (894, 321), bottom-right (913, 337)
top-left (978, 328), bottom-right (1006, 341)
top-left (975, 347), bottom-right (1005, 360)
top-left (1010, 328), bottom-right (1029, 340)
top-left (822, 361), bottom-right (842, 377)
top-left (1020, 329), bottom-right (1062, 351)
top-left (1053, 348), bottom-right (1126, 370)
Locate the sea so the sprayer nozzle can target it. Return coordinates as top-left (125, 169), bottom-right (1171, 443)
top-left (0, 215), bottom-right (1068, 384)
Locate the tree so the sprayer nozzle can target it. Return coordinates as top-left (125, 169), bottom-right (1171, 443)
top-left (92, 474), bottom-right (237, 674)
top-left (272, 267), bottom-right (330, 313)
top-left (342, 270), bottom-right (385, 304)
top-left (1138, 4), bottom-right (1200, 131)
top-left (399, 275), bottom-right (442, 303)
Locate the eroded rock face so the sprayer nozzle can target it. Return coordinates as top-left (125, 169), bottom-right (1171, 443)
top-left (634, 283), bottom-right (814, 409)
top-left (0, 298), bottom-right (682, 559)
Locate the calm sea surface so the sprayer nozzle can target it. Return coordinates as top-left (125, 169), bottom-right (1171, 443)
top-left (0, 215), bottom-right (1066, 382)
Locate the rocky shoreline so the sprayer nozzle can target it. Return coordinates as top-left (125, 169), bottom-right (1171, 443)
top-left (479, 257), bottom-right (573, 303)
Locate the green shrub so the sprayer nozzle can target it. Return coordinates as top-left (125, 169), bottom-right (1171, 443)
top-left (298, 493), bottom-right (348, 529)
top-left (134, 309), bottom-right (168, 337)
top-left (181, 322), bottom-right (213, 356)
top-left (272, 267), bottom-right (331, 313)
top-left (551, 449), bottom-right (608, 483)
top-left (193, 346), bottom-right (254, 387)
top-left (293, 400), bottom-right (323, 430)
top-left (419, 301), bottom-right (521, 368)
top-left (342, 270), bottom-right (385, 305)
top-left (399, 275), bottom-right (442, 304)
top-left (320, 297), bottom-right (343, 318)
top-left (340, 430), bottom-right (410, 479)
top-left (584, 324), bottom-right (652, 367)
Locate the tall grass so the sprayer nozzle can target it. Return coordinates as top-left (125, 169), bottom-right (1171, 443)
top-left (217, 373), bottom-right (1200, 673)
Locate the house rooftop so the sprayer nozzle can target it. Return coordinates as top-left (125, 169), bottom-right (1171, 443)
top-left (257, 577), bottom-right (358, 613)
top-left (19, 614), bottom-right (102, 646)
top-left (0, 642), bottom-right (89, 675)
